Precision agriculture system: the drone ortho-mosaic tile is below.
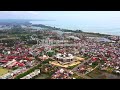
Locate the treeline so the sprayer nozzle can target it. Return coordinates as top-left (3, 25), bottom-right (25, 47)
top-left (61, 29), bottom-right (83, 33)
top-left (26, 40), bottom-right (37, 45)
top-left (0, 30), bottom-right (8, 34)
top-left (1, 39), bottom-right (17, 47)
top-left (84, 32), bottom-right (110, 37)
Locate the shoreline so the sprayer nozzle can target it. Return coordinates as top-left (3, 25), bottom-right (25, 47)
top-left (30, 21), bottom-right (120, 37)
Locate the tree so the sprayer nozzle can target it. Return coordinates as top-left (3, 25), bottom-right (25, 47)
top-left (46, 51), bottom-right (55, 57)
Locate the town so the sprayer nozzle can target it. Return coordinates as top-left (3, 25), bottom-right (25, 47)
top-left (0, 22), bottom-right (120, 79)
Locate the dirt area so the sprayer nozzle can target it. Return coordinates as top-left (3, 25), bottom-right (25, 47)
top-left (49, 61), bottom-right (81, 68)
top-left (87, 68), bottom-right (120, 79)
top-left (0, 67), bottom-right (11, 76)
top-left (35, 74), bottom-right (49, 79)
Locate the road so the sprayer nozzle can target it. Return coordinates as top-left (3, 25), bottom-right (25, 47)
top-left (72, 58), bottom-right (91, 71)
top-left (71, 58), bottom-right (92, 79)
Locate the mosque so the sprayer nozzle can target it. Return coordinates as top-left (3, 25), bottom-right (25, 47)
top-left (54, 53), bottom-right (74, 64)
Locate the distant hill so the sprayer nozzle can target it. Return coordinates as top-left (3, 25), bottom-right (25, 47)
top-left (0, 19), bottom-right (52, 25)
top-left (0, 19), bottom-right (30, 25)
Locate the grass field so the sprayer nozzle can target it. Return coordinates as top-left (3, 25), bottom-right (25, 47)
top-left (72, 73), bottom-right (84, 79)
top-left (87, 68), bottom-right (120, 79)
top-left (0, 67), bottom-right (11, 76)
top-left (87, 68), bottom-right (103, 78)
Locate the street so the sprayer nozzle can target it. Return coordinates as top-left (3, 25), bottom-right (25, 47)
top-left (71, 58), bottom-right (92, 79)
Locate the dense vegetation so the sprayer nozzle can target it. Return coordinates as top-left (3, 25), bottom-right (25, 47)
top-left (61, 29), bottom-right (83, 33)
top-left (9, 26), bottom-right (27, 34)
top-left (84, 32), bottom-right (110, 37)
top-left (1, 39), bottom-right (17, 47)
top-left (46, 51), bottom-right (55, 57)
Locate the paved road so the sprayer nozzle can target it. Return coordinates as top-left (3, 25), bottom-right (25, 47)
top-left (71, 58), bottom-right (92, 79)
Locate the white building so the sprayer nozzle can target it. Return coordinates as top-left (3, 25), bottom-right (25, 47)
top-left (54, 53), bottom-right (74, 63)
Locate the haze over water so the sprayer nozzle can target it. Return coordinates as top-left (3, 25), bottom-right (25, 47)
top-left (30, 20), bottom-right (120, 36)
top-left (1, 11), bottom-right (120, 36)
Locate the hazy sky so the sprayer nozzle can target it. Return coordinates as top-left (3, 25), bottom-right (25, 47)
top-left (1, 11), bottom-right (120, 35)
top-left (1, 11), bottom-right (120, 27)
top-left (0, 11), bottom-right (120, 21)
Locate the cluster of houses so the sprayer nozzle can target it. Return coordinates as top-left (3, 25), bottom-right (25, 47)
top-left (108, 35), bottom-right (120, 41)
top-left (99, 60), bottom-right (120, 74)
top-left (77, 65), bottom-right (94, 75)
top-left (51, 68), bottom-right (74, 79)
top-left (20, 69), bottom-right (40, 79)
top-left (0, 67), bottom-right (27, 79)
top-left (0, 42), bottom-right (36, 69)
top-left (76, 57), bottom-right (99, 75)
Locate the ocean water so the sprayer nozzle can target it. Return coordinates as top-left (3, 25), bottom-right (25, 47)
top-left (30, 20), bottom-right (120, 36)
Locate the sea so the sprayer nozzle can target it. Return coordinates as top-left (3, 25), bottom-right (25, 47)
top-left (30, 20), bottom-right (120, 36)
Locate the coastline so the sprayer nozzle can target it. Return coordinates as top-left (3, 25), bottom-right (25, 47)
top-left (30, 20), bottom-right (120, 36)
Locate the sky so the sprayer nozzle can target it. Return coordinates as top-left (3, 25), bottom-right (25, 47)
top-left (0, 11), bottom-right (120, 27)
top-left (0, 11), bottom-right (120, 35)
top-left (0, 11), bottom-right (120, 21)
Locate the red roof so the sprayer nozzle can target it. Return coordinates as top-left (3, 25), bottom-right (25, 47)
top-left (7, 56), bottom-right (16, 59)
top-left (92, 57), bottom-right (98, 61)
top-left (0, 54), bottom-right (3, 56)
top-left (0, 60), bottom-right (9, 63)
top-left (16, 56), bottom-right (22, 59)
top-left (23, 57), bottom-right (30, 60)
top-left (10, 62), bottom-right (18, 67)
top-left (18, 63), bottom-right (25, 67)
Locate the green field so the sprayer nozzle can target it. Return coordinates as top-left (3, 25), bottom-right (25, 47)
top-left (0, 67), bottom-right (11, 76)
top-left (72, 73), bottom-right (84, 79)
top-left (87, 68), bottom-right (120, 79)
top-left (87, 68), bottom-right (103, 78)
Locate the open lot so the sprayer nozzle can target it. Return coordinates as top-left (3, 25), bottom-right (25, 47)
top-left (72, 73), bottom-right (84, 79)
top-left (0, 67), bottom-right (11, 76)
top-left (49, 61), bottom-right (81, 68)
top-left (87, 68), bottom-right (104, 79)
top-left (87, 68), bottom-right (120, 79)
top-left (35, 74), bottom-right (49, 79)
